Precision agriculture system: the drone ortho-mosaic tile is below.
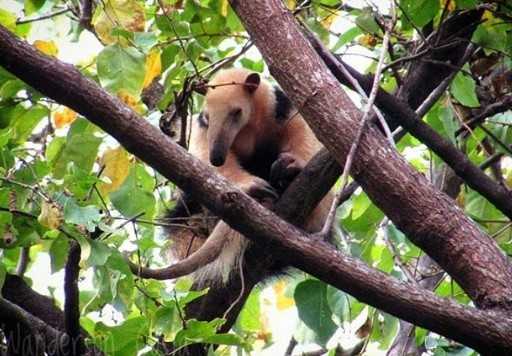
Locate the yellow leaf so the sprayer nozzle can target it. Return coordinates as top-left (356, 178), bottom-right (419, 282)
top-left (117, 89), bottom-right (142, 111)
top-left (33, 40), bottom-right (59, 57)
top-left (98, 147), bottom-right (131, 196)
top-left (53, 107), bottom-right (77, 129)
top-left (321, 12), bottom-right (339, 30)
top-left (38, 201), bottom-right (63, 230)
top-left (287, 0), bottom-right (296, 10)
top-left (482, 9), bottom-right (494, 21)
top-left (273, 280), bottom-right (295, 310)
top-left (220, 0), bottom-right (229, 17)
top-left (358, 34), bottom-right (377, 48)
top-left (92, 0), bottom-right (145, 45)
top-left (440, 0), bottom-right (455, 12)
top-left (143, 50), bottom-right (162, 89)
top-left (456, 191), bottom-right (465, 208)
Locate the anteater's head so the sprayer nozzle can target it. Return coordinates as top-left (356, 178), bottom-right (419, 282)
top-left (202, 68), bottom-right (261, 167)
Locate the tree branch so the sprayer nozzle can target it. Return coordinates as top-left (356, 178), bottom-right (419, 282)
top-left (64, 242), bottom-right (84, 356)
top-left (306, 26), bottom-right (512, 222)
top-left (1, 24), bottom-right (512, 352)
top-left (0, 297), bottom-right (70, 356)
top-left (229, 0), bottom-right (512, 310)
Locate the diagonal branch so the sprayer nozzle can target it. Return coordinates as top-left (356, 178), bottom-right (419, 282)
top-left (228, 0), bottom-right (512, 309)
top-left (1, 24), bottom-right (512, 352)
top-left (0, 297), bottom-right (69, 356)
top-left (305, 29), bottom-right (512, 221)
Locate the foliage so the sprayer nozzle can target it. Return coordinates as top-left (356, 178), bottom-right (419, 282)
top-left (0, 0), bottom-right (511, 354)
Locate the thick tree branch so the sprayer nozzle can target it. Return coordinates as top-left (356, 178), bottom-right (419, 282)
top-left (305, 27), bottom-right (512, 222)
top-left (2, 275), bottom-right (65, 331)
top-left (1, 275), bottom-right (101, 355)
top-left (0, 297), bottom-right (70, 356)
top-left (228, 0), bottom-right (512, 311)
top-left (1, 25), bottom-right (512, 352)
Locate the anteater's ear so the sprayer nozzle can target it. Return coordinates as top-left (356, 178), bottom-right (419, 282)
top-left (244, 73), bottom-right (260, 94)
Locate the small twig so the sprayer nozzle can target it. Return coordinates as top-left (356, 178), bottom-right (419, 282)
top-left (319, 8), bottom-right (395, 237)
top-left (0, 177), bottom-right (51, 203)
top-left (221, 252), bottom-right (246, 321)
top-left (157, 0), bottom-right (200, 77)
top-left (331, 55), bottom-right (393, 145)
top-left (284, 337), bottom-right (298, 356)
top-left (393, 0), bottom-right (428, 45)
top-left (135, 284), bottom-right (162, 307)
top-left (478, 124), bottom-right (512, 157)
top-left (0, 206), bottom-right (75, 239)
top-left (79, 0), bottom-right (94, 31)
top-left (380, 219), bottom-right (418, 284)
top-left (15, 247), bottom-right (30, 277)
top-left (102, 211), bottom-right (145, 239)
top-left (173, 290), bottom-right (187, 329)
top-left (415, 44), bottom-right (475, 118)
top-left (16, 7), bottom-right (72, 25)
top-left (455, 95), bottom-right (512, 136)
top-left (491, 222), bottom-right (512, 239)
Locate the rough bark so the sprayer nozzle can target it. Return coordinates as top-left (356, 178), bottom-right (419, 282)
top-left (1, 25), bottom-right (512, 352)
top-left (304, 18), bottom-right (512, 222)
top-left (228, 0), bottom-right (512, 311)
top-left (1, 275), bottom-right (101, 356)
top-left (388, 167), bottom-right (463, 356)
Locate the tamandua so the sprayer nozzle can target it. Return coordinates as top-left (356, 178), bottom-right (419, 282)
top-left (166, 68), bottom-right (333, 284)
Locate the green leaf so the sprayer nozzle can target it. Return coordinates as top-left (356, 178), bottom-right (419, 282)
top-left (97, 44), bottom-right (146, 97)
top-left (0, 80), bottom-right (26, 100)
top-left (161, 44), bottom-right (181, 70)
top-left (440, 106), bottom-right (457, 144)
top-left (174, 318), bottom-right (225, 346)
top-left (351, 191), bottom-right (372, 220)
top-left (154, 304), bottom-right (182, 339)
top-left (235, 288), bottom-right (261, 332)
top-left (400, 0), bottom-right (439, 28)
top-left (355, 9), bottom-right (381, 34)
top-left (0, 128), bottom-right (12, 148)
top-left (370, 312), bottom-right (398, 349)
top-left (294, 279), bottom-right (337, 346)
top-left (456, 0), bottom-right (477, 9)
top-left (51, 120), bottom-right (102, 179)
top-left (204, 333), bottom-right (246, 347)
top-left (450, 72), bottom-right (480, 108)
top-left (15, 159), bottom-right (49, 185)
top-left (63, 197), bottom-right (101, 232)
top-left (0, 9), bottom-right (16, 32)
top-left (0, 147), bottom-right (14, 170)
top-left (87, 239), bottom-right (112, 266)
top-left (110, 165), bottom-right (155, 219)
top-left (96, 316), bottom-right (148, 353)
top-left (11, 104), bottom-right (48, 145)
top-left (49, 235), bottom-right (69, 274)
top-left (46, 137), bottom-right (66, 166)
top-left (24, 0), bottom-right (47, 15)
top-left (332, 26), bottom-right (363, 52)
